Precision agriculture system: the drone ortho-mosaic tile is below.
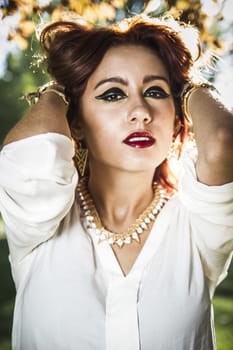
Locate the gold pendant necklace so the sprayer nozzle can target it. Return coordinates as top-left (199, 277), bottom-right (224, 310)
top-left (77, 177), bottom-right (169, 248)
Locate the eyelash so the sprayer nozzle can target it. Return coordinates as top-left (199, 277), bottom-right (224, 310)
top-left (144, 86), bottom-right (170, 99)
top-left (95, 88), bottom-right (126, 102)
top-left (95, 86), bottom-right (170, 102)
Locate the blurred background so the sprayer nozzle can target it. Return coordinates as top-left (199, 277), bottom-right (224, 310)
top-left (0, 0), bottom-right (232, 349)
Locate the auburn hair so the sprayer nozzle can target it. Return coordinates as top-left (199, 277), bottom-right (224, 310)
top-left (40, 15), bottom-right (199, 193)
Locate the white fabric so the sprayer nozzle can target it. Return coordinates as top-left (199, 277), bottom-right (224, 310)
top-left (0, 133), bottom-right (232, 350)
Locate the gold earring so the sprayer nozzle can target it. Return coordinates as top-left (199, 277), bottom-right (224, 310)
top-left (173, 117), bottom-right (184, 138)
top-left (167, 140), bottom-right (182, 160)
top-left (75, 141), bottom-right (88, 177)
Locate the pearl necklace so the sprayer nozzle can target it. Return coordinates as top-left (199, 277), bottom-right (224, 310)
top-left (77, 177), bottom-right (170, 248)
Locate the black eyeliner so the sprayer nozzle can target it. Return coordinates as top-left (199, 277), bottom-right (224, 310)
top-left (144, 86), bottom-right (170, 98)
top-left (95, 87), bottom-right (126, 100)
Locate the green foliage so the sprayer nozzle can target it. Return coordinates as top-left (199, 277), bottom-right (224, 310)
top-left (213, 296), bottom-right (233, 350)
top-left (0, 237), bottom-right (15, 350)
top-left (0, 39), bottom-right (48, 145)
top-left (217, 263), bottom-right (233, 297)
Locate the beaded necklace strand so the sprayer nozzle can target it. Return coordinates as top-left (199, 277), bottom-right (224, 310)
top-left (77, 177), bottom-right (170, 248)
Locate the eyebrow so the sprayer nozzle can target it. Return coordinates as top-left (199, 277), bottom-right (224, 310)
top-left (94, 74), bottom-right (169, 90)
top-left (94, 77), bottom-right (127, 89)
top-left (143, 75), bottom-right (169, 85)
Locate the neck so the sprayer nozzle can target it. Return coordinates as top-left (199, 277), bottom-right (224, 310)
top-left (77, 173), bottom-right (168, 248)
top-left (87, 167), bottom-right (155, 232)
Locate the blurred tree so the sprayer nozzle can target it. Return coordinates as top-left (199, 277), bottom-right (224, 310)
top-left (1, 0), bottom-right (232, 53)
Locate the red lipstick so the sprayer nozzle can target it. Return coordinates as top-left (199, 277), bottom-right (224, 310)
top-left (123, 131), bottom-right (155, 148)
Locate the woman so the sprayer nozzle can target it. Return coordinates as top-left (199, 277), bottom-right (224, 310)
top-left (0, 15), bottom-right (232, 350)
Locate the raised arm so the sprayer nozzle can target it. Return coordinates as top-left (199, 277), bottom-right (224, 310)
top-left (187, 86), bottom-right (233, 186)
top-left (3, 89), bottom-right (71, 145)
top-left (0, 88), bottom-right (77, 263)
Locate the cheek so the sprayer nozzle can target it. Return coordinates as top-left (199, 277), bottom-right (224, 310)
top-left (167, 107), bottom-right (176, 136)
top-left (82, 119), bottom-right (111, 153)
top-left (158, 99), bottom-right (176, 121)
top-left (158, 114), bottom-right (175, 138)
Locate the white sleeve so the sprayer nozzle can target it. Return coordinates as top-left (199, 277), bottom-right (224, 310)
top-left (0, 133), bottom-right (78, 263)
top-left (178, 145), bottom-right (233, 293)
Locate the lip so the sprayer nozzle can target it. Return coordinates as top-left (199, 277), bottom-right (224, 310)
top-left (123, 131), bottom-right (155, 148)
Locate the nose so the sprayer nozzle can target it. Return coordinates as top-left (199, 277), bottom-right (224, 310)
top-left (127, 105), bottom-right (152, 124)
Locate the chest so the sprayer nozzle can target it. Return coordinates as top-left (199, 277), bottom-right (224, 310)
top-left (19, 228), bottom-right (211, 349)
top-left (110, 227), bottom-right (152, 276)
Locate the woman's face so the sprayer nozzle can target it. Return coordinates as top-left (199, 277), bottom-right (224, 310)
top-left (78, 44), bottom-right (176, 175)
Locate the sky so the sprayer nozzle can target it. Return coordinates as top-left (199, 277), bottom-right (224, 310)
top-left (0, 0), bottom-right (232, 108)
top-left (0, 10), bottom-right (21, 76)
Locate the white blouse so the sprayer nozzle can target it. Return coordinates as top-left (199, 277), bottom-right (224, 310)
top-left (0, 133), bottom-right (232, 350)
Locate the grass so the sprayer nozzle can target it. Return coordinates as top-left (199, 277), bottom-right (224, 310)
top-left (213, 296), bottom-right (233, 350)
top-left (0, 217), bottom-right (232, 349)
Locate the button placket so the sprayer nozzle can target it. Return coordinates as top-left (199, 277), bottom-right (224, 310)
top-left (105, 276), bottom-right (141, 350)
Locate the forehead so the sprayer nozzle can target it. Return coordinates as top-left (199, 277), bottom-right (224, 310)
top-left (89, 44), bottom-right (168, 83)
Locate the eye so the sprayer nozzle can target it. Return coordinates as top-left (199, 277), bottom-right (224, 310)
top-left (144, 86), bottom-right (170, 99)
top-left (95, 88), bottom-right (127, 102)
